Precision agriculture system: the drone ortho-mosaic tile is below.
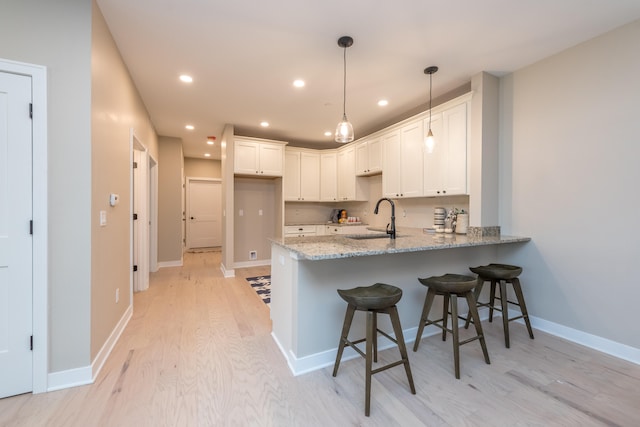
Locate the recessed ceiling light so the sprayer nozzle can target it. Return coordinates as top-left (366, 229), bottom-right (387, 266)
top-left (185, 124), bottom-right (194, 130)
top-left (324, 131), bottom-right (332, 137)
top-left (378, 99), bottom-right (389, 107)
top-left (179, 74), bottom-right (193, 83)
top-left (260, 121), bottom-right (269, 127)
top-left (207, 140), bottom-right (214, 145)
top-left (293, 79), bottom-right (305, 88)
top-left (204, 153), bottom-right (211, 157)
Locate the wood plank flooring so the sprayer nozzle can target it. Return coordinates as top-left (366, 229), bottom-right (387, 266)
top-left (1, 251), bottom-right (639, 426)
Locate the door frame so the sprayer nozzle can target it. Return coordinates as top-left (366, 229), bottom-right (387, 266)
top-left (0, 58), bottom-right (48, 393)
top-left (185, 177), bottom-right (222, 249)
top-left (130, 129), bottom-right (156, 296)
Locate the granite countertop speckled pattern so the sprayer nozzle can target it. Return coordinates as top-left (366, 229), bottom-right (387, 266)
top-left (270, 228), bottom-right (530, 260)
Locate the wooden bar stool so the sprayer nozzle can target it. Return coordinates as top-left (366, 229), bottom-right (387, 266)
top-left (464, 263), bottom-right (534, 348)
top-left (332, 283), bottom-right (416, 417)
top-left (413, 274), bottom-right (490, 379)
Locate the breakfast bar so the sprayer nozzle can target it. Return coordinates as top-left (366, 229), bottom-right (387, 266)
top-left (269, 229), bottom-right (530, 375)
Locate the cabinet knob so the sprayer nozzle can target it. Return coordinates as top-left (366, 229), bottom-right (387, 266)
top-left (442, 190), bottom-right (446, 194)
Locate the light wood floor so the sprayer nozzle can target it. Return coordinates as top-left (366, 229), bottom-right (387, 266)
top-left (2, 251), bottom-right (639, 426)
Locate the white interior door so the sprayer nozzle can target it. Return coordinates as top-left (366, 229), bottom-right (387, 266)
top-left (132, 141), bottom-right (149, 292)
top-left (186, 178), bottom-right (221, 248)
top-left (0, 71), bottom-right (33, 398)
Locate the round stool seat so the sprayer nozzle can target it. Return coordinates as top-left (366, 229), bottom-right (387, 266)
top-left (418, 274), bottom-right (477, 294)
top-left (470, 263), bottom-right (522, 280)
top-left (337, 283), bottom-right (402, 310)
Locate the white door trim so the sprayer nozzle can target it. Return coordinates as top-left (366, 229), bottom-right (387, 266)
top-left (149, 155), bottom-right (158, 272)
top-left (0, 58), bottom-right (48, 394)
top-left (130, 129), bottom-right (153, 296)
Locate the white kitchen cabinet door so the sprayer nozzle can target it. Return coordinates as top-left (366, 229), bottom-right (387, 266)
top-left (423, 102), bottom-right (468, 196)
top-left (320, 151), bottom-right (338, 201)
top-left (259, 142), bottom-right (284, 176)
top-left (355, 137), bottom-right (382, 176)
top-left (283, 150), bottom-right (301, 200)
top-left (442, 102), bottom-right (468, 195)
top-left (382, 130), bottom-right (401, 197)
top-left (299, 151), bottom-right (320, 200)
top-left (382, 123), bottom-right (423, 198)
top-left (234, 140), bottom-right (261, 175)
top-left (337, 146), bottom-right (356, 200)
top-left (399, 121), bottom-right (424, 198)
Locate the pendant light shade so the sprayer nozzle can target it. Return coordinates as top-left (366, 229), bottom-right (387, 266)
top-left (424, 65), bottom-right (438, 153)
top-left (335, 36), bottom-right (354, 143)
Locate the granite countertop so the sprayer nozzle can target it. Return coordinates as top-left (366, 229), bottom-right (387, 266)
top-left (270, 227), bottom-right (530, 260)
top-left (285, 222), bottom-right (369, 227)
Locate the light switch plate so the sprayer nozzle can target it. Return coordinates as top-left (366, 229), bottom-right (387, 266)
top-left (100, 210), bottom-right (107, 226)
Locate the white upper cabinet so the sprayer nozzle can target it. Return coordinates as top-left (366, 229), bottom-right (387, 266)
top-left (355, 137), bottom-right (382, 176)
top-left (382, 121), bottom-right (424, 198)
top-left (234, 138), bottom-right (285, 177)
top-left (284, 148), bottom-right (320, 201)
top-left (337, 145), bottom-right (367, 201)
top-left (320, 151), bottom-right (338, 201)
top-left (423, 102), bottom-right (468, 196)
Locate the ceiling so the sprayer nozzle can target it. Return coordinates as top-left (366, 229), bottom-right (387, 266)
top-left (96, 0), bottom-right (640, 160)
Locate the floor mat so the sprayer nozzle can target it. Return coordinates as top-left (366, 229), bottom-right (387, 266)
top-left (245, 275), bottom-right (270, 306)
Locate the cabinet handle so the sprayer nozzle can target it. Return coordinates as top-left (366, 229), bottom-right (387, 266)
top-left (442, 190), bottom-right (446, 194)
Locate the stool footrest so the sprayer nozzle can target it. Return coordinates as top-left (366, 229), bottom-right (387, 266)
top-left (371, 359), bottom-right (406, 375)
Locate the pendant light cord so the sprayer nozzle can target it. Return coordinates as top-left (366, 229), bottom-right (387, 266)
top-left (342, 46), bottom-right (347, 118)
top-left (428, 72), bottom-right (432, 129)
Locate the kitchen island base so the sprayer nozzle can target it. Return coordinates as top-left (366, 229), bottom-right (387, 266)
top-left (270, 241), bottom-right (527, 375)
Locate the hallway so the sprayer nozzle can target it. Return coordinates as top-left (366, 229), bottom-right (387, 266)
top-left (1, 252), bottom-right (639, 426)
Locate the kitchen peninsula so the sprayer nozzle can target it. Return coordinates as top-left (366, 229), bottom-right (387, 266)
top-left (269, 229), bottom-right (530, 375)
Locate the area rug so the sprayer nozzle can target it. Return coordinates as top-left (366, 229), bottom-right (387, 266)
top-left (245, 275), bottom-right (270, 306)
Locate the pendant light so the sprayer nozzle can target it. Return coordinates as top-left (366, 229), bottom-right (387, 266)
top-left (335, 36), bottom-right (354, 143)
top-left (424, 65), bottom-right (438, 153)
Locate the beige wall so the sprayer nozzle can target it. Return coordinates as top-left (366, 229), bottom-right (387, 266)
top-left (234, 177), bottom-right (277, 262)
top-left (1, 0), bottom-right (93, 372)
top-left (499, 19), bottom-right (640, 349)
top-left (184, 157), bottom-right (221, 179)
top-left (91, 2), bottom-right (158, 360)
top-left (158, 136), bottom-right (184, 263)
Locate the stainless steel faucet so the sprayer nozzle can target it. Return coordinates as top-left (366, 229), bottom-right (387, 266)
top-left (374, 197), bottom-right (396, 239)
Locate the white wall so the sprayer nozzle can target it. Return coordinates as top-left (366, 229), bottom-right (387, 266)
top-left (499, 19), bottom-right (640, 349)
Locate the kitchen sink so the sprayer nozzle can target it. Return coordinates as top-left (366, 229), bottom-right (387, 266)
top-left (346, 234), bottom-right (392, 240)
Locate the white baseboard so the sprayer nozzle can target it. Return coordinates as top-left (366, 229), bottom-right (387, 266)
top-left (234, 259), bottom-right (271, 269)
top-left (157, 260), bottom-right (183, 268)
top-left (527, 313), bottom-right (640, 365)
top-left (91, 304), bottom-right (133, 381)
top-left (47, 304), bottom-right (133, 392)
top-left (221, 263), bottom-right (235, 278)
top-left (47, 366), bottom-right (93, 392)
top-left (274, 307), bottom-right (640, 376)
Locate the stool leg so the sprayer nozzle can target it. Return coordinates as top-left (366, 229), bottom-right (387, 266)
top-left (464, 291), bottom-right (490, 365)
top-left (414, 288), bottom-right (435, 351)
top-left (511, 278), bottom-right (534, 340)
top-left (441, 293), bottom-right (450, 341)
top-left (450, 294), bottom-right (461, 379)
top-left (365, 311), bottom-right (374, 417)
top-left (333, 304), bottom-right (356, 377)
top-left (489, 280), bottom-right (497, 322)
top-left (464, 279), bottom-right (484, 329)
top-left (499, 280), bottom-right (510, 348)
top-left (388, 306), bottom-right (416, 395)
top-left (372, 311), bottom-right (378, 363)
